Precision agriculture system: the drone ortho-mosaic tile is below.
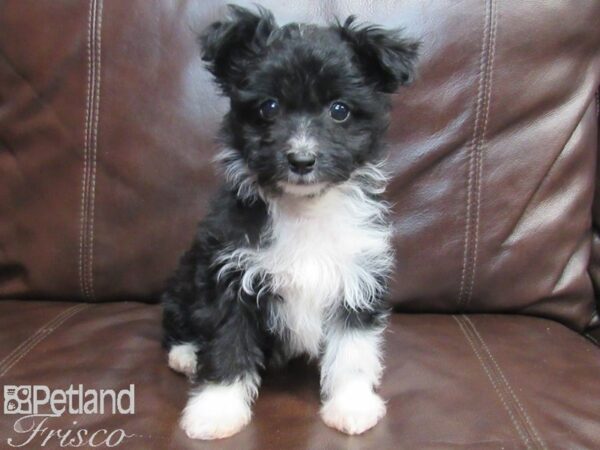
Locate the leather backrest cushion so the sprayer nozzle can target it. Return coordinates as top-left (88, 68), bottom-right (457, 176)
top-left (1, 1), bottom-right (599, 330)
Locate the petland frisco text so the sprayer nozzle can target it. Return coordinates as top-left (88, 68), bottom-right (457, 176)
top-left (3, 384), bottom-right (136, 448)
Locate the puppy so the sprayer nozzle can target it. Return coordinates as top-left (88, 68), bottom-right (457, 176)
top-left (162, 5), bottom-right (419, 440)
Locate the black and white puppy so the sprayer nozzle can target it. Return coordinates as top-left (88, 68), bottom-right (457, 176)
top-left (162, 5), bottom-right (419, 440)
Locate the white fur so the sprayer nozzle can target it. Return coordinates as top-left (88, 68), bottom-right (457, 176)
top-left (278, 181), bottom-right (328, 197)
top-left (168, 343), bottom-right (198, 378)
top-left (320, 326), bottom-right (385, 396)
top-left (321, 378), bottom-right (386, 435)
top-left (216, 163), bottom-right (393, 357)
top-left (180, 375), bottom-right (259, 440)
top-left (320, 326), bottom-right (386, 435)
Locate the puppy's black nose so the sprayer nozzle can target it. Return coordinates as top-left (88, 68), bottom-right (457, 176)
top-left (287, 153), bottom-right (316, 175)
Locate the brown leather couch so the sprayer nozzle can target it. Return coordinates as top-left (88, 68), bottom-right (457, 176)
top-left (1, 1), bottom-right (600, 449)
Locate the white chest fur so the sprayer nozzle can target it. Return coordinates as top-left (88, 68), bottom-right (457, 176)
top-left (219, 182), bottom-right (393, 357)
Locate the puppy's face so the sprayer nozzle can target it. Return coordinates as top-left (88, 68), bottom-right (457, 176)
top-left (201, 6), bottom-right (419, 198)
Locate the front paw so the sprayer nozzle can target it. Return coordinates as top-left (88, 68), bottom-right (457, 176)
top-left (180, 383), bottom-right (252, 440)
top-left (321, 390), bottom-right (386, 435)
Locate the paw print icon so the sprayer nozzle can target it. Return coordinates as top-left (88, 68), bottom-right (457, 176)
top-left (3, 385), bottom-right (32, 414)
top-left (5, 399), bottom-right (18, 412)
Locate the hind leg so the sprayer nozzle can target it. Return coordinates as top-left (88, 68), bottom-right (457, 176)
top-left (162, 291), bottom-right (202, 379)
top-left (168, 342), bottom-right (199, 378)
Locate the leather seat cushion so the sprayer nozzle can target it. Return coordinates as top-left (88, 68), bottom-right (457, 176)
top-left (1, 300), bottom-right (598, 449)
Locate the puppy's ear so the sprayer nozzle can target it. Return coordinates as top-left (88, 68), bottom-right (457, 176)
top-left (200, 5), bottom-right (276, 93)
top-left (338, 16), bottom-right (420, 93)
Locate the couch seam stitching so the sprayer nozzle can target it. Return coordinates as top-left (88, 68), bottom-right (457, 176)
top-left (79, 0), bottom-right (95, 301)
top-left (0, 305), bottom-right (83, 373)
top-left (86, 0), bottom-right (103, 301)
top-left (453, 315), bottom-right (531, 449)
top-left (0, 304), bottom-right (91, 378)
top-left (458, 0), bottom-right (492, 309)
top-left (465, 0), bottom-right (497, 305)
top-left (464, 316), bottom-right (547, 450)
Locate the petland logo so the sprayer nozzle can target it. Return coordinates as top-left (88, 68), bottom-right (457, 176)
top-left (3, 385), bottom-right (136, 448)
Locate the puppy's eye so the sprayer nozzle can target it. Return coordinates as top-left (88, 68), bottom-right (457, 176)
top-left (329, 102), bottom-right (350, 122)
top-left (259, 99), bottom-right (280, 120)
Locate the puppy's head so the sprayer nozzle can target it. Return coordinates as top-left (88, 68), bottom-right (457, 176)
top-left (201, 5), bottom-right (419, 199)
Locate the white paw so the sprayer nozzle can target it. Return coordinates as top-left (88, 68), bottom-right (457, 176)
top-left (180, 382), bottom-right (253, 440)
top-left (168, 343), bottom-right (197, 378)
top-left (321, 389), bottom-right (386, 435)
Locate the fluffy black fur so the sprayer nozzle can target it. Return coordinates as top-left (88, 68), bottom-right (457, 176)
top-left (162, 4), bottom-right (418, 394)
